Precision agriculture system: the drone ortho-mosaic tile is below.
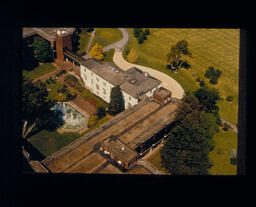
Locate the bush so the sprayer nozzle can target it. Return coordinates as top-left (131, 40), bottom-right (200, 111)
top-left (199, 80), bottom-right (205, 87)
top-left (88, 115), bottom-right (98, 128)
top-left (46, 79), bottom-right (50, 85)
top-left (196, 77), bottom-right (201, 82)
top-left (210, 76), bottom-right (218, 84)
top-left (230, 156), bottom-right (237, 165)
top-left (97, 105), bottom-right (106, 119)
top-left (67, 90), bottom-right (77, 100)
top-left (166, 65), bottom-right (171, 69)
top-left (144, 29), bottom-right (150, 35)
top-left (222, 122), bottom-right (230, 131)
top-left (227, 96), bottom-right (233, 101)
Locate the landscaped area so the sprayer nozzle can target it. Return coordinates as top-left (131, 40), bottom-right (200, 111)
top-left (209, 130), bottom-right (237, 175)
top-left (23, 63), bottom-right (57, 80)
top-left (123, 28), bottom-right (239, 126)
top-left (90, 28), bottom-right (123, 49)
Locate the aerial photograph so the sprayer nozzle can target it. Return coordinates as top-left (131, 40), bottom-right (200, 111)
top-left (21, 27), bottom-right (240, 175)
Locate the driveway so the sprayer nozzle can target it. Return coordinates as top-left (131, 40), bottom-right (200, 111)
top-left (112, 28), bottom-right (184, 99)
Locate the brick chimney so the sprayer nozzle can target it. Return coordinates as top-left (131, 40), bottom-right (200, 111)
top-left (56, 30), bottom-right (73, 61)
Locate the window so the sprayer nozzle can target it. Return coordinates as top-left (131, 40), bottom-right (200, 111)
top-left (84, 68), bottom-right (86, 72)
top-left (103, 88), bottom-right (106, 94)
top-left (91, 73), bottom-right (93, 76)
top-left (96, 84), bottom-right (99, 90)
top-left (96, 77), bottom-right (99, 82)
top-left (129, 96), bottom-right (131, 101)
top-left (91, 79), bottom-right (93, 84)
top-left (128, 103), bottom-right (131, 108)
top-left (103, 82), bottom-right (106, 86)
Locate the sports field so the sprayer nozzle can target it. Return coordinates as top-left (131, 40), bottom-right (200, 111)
top-left (124, 28), bottom-right (239, 126)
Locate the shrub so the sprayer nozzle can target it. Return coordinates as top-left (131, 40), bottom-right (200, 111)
top-left (230, 156), bottom-right (237, 165)
top-left (166, 65), bottom-right (171, 69)
top-left (97, 105), bottom-right (106, 119)
top-left (144, 29), bottom-right (150, 35)
top-left (46, 79), bottom-right (50, 85)
top-left (227, 96), bottom-right (233, 101)
top-left (133, 28), bottom-right (142, 38)
top-left (127, 48), bottom-right (139, 63)
top-left (199, 80), bottom-right (205, 87)
top-left (67, 90), bottom-right (77, 100)
top-left (88, 115), bottom-right (98, 128)
top-left (196, 77), bottom-right (201, 82)
top-left (222, 123), bottom-right (230, 131)
top-left (210, 76), bottom-right (218, 84)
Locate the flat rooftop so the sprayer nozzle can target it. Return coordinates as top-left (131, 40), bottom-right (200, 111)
top-left (42, 100), bottom-right (178, 174)
top-left (23, 28), bottom-right (74, 40)
top-left (101, 135), bottom-right (138, 163)
top-left (154, 87), bottom-right (172, 98)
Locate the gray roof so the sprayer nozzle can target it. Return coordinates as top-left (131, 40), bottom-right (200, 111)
top-left (23, 28), bottom-right (74, 40)
top-left (82, 59), bottom-right (125, 85)
top-left (121, 67), bottom-right (161, 98)
top-left (81, 59), bottom-right (161, 98)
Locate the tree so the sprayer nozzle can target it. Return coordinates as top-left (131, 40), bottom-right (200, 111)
top-left (137, 32), bottom-right (145, 44)
top-left (133, 28), bottom-right (142, 38)
top-left (160, 95), bottom-right (217, 175)
top-left (89, 43), bottom-right (104, 60)
top-left (108, 86), bottom-right (124, 116)
top-left (167, 40), bottom-right (192, 72)
top-left (194, 86), bottom-right (221, 116)
top-left (144, 29), bottom-right (150, 35)
top-left (97, 105), bottom-right (106, 119)
top-left (22, 40), bottom-right (39, 71)
top-left (32, 36), bottom-right (53, 63)
top-left (127, 48), bottom-right (139, 63)
top-left (21, 76), bottom-right (57, 139)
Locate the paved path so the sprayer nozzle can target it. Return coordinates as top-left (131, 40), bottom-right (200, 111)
top-left (110, 28), bottom-right (185, 99)
top-left (221, 118), bottom-right (238, 133)
top-left (83, 29), bottom-right (96, 59)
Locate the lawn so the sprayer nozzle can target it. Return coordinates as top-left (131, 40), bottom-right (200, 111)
top-left (147, 147), bottom-right (170, 174)
top-left (103, 48), bottom-right (115, 63)
top-left (76, 30), bottom-right (91, 55)
top-left (123, 28), bottom-right (240, 126)
top-left (28, 115), bottom-right (110, 158)
top-left (23, 63), bottom-right (57, 80)
top-left (90, 28), bottom-right (123, 50)
top-left (209, 129), bottom-right (237, 175)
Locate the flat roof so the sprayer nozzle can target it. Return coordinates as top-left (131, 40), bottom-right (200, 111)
top-left (154, 87), bottom-right (172, 98)
top-left (42, 100), bottom-right (178, 174)
top-left (101, 135), bottom-right (138, 163)
top-left (23, 28), bottom-right (74, 40)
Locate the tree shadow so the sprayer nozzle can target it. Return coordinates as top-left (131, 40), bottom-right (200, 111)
top-left (21, 138), bottom-right (46, 162)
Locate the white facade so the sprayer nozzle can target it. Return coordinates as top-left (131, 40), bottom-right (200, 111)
top-left (80, 64), bottom-right (160, 110)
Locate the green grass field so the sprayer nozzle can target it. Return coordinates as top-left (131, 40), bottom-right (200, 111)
top-left (90, 28), bottom-right (123, 50)
top-left (28, 116), bottom-right (110, 157)
top-left (147, 148), bottom-right (170, 174)
top-left (77, 30), bottom-right (91, 55)
top-left (124, 28), bottom-right (239, 126)
top-left (209, 130), bottom-right (237, 175)
top-left (103, 48), bottom-right (115, 63)
top-left (23, 63), bottom-right (57, 80)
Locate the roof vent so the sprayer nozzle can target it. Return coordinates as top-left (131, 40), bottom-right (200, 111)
top-left (57, 30), bottom-right (61, 36)
top-left (121, 147), bottom-right (125, 151)
top-left (61, 30), bottom-right (66, 35)
top-left (131, 79), bottom-right (136, 84)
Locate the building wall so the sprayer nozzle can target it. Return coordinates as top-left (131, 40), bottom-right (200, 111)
top-left (80, 65), bottom-right (161, 109)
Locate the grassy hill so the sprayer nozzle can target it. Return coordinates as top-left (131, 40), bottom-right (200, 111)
top-left (124, 28), bottom-right (239, 126)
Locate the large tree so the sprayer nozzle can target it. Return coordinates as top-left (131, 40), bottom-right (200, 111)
top-left (21, 76), bottom-right (57, 139)
top-left (32, 36), bottom-right (53, 63)
top-left (160, 95), bottom-right (218, 175)
top-left (193, 86), bottom-right (221, 116)
top-left (108, 85), bottom-right (125, 116)
top-left (167, 40), bottom-right (192, 71)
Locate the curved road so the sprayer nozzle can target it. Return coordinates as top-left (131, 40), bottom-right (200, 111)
top-left (111, 28), bottom-right (185, 99)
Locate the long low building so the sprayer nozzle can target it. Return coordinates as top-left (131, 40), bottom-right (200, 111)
top-left (41, 97), bottom-right (178, 174)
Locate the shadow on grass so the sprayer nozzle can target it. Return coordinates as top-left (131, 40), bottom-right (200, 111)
top-left (21, 138), bottom-right (46, 162)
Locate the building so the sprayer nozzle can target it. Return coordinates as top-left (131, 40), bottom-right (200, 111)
top-left (23, 27), bottom-right (75, 60)
top-left (80, 58), bottom-right (161, 109)
top-left (153, 87), bottom-right (172, 105)
top-left (100, 135), bottom-right (139, 170)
